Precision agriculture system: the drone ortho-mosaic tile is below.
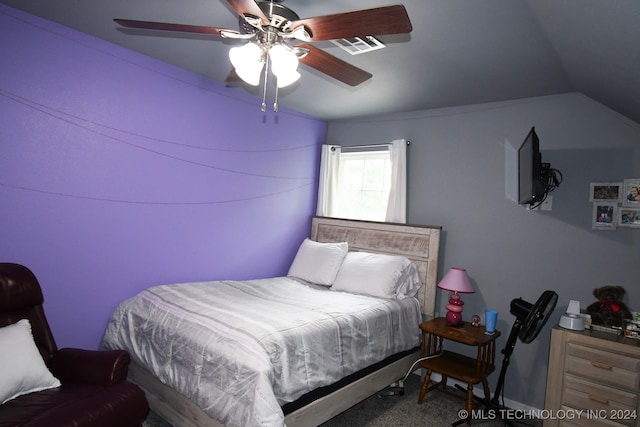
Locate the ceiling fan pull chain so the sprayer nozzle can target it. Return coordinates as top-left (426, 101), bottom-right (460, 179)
top-left (261, 56), bottom-right (270, 113)
top-left (274, 84), bottom-right (280, 112)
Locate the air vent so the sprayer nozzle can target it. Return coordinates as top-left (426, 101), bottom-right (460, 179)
top-left (330, 36), bottom-right (385, 55)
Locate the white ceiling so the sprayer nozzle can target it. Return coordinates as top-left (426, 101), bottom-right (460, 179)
top-left (2, 0), bottom-right (639, 123)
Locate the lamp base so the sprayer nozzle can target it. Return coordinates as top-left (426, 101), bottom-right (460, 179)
top-left (445, 311), bottom-right (464, 326)
top-left (445, 293), bottom-right (465, 326)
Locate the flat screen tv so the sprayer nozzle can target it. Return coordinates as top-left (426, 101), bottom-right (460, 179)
top-left (518, 127), bottom-right (545, 205)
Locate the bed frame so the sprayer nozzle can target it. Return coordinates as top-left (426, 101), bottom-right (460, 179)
top-left (128, 216), bottom-right (441, 427)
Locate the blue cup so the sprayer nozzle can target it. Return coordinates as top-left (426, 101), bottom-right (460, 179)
top-left (485, 310), bottom-right (498, 334)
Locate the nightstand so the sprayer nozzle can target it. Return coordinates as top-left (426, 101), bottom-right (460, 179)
top-left (417, 317), bottom-right (501, 417)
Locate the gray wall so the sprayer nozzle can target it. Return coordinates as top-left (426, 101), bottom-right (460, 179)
top-left (327, 93), bottom-right (640, 409)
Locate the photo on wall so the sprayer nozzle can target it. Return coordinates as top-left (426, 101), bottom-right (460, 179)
top-left (619, 208), bottom-right (640, 228)
top-left (589, 182), bottom-right (622, 202)
top-left (623, 178), bottom-right (640, 207)
top-left (592, 202), bottom-right (617, 230)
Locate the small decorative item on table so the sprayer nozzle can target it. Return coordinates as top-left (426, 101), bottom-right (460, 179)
top-left (471, 314), bottom-right (481, 327)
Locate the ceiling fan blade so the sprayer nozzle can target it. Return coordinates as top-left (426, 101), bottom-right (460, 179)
top-left (226, 0), bottom-right (269, 26)
top-left (114, 19), bottom-right (228, 36)
top-left (290, 5), bottom-right (412, 42)
top-left (296, 44), bottom-right (372, 87)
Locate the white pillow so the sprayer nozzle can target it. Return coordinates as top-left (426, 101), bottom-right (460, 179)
top-left (287, 238), bottom-right (348, 286)
top-left (394, 262), bottom-right (423, 299)
top-left (0, 319), bottom-right (61, 404)
top-left (331, 252), bottom-right (422, 299)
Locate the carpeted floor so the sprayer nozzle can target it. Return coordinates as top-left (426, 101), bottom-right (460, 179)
top-left (142, 374), bottom-right (542, 427)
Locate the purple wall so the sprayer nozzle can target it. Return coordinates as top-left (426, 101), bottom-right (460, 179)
top-left (0, 5), bottom-right (327, 349)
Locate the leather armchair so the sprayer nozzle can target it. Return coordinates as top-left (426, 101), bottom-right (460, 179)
top-left (0, 263), bottom-right (149, 427)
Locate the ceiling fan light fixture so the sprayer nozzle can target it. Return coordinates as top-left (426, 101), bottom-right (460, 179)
top-left (229, 42), bottom-right (265, 86)
top-left (269, 44), bottom-right (300, 88)
top-left (274, 68), bottom-right (300, 88)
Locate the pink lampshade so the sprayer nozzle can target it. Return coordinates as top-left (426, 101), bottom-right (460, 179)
top-left (437, 267), bottom-right (475, 294)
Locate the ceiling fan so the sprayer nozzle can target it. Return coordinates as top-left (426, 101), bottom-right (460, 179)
top-left (114, 0), bottom-right (412, 111)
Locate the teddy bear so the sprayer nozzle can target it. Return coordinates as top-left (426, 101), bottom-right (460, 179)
top-left (585, 285), bottom-right (632, 328)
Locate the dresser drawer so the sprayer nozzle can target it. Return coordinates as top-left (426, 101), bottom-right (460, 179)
top-left (566, 343), bottom-right (640, 392)
top-left (563, 374), bottom-right (637, 426)
top-left (559, 404), bottom-right (630, 427)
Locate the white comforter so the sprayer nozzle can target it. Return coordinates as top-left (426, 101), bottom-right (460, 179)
top-left (102, 277), bottom-right (421, 427)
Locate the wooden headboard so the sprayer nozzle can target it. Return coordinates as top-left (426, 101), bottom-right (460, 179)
top-left (311, 217), bottom-right (442, 317)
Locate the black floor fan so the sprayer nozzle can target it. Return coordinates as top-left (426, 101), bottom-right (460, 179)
top-left (453, 290), bottom-right (558, 426)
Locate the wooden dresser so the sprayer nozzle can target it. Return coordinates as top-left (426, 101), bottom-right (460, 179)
top-left (544, 326), bottom-right (640, 427)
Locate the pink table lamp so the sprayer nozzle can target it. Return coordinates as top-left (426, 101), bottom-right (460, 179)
top-left (438, 267), bottom-right (475, 326)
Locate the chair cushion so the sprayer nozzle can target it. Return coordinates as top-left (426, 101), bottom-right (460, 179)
top-left (0, 382), bottom-right (148, 427)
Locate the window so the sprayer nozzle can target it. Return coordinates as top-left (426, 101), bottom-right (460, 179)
top-left (317, 140), bottom-right (407, 223)
top-left (337, 149), bottom-right (391, 221)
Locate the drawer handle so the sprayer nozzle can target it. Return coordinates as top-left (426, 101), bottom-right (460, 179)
top-left (588, 394), bottom-right (609, 405)
top-left (591, 361), bottom-right (612, 370)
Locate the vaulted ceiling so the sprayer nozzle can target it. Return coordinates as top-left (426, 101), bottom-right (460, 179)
top-left (2, 0), bottom-right (639, 123)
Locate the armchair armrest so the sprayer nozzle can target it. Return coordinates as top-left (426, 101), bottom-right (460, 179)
top-left (49, 348), bottom-right (131, 386)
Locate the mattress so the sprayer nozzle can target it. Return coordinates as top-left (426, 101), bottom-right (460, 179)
top-left (102, 276), bottom-right (421, 427)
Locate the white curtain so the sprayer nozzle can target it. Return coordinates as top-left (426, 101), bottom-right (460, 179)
top-left (316, 144), bottom-right (341, 217)
top-left (385, 139), bottom-right (407, 223)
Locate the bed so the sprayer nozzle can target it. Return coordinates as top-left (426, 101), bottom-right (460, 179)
top-left (102, 217), bottom-right (441, 427)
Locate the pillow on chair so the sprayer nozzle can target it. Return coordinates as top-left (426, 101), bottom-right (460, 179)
top-left (0, 319), bottom-right (61, 404)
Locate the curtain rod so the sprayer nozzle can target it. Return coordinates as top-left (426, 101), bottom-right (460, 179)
top-left (330, 141), bottom-right (411, 151)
